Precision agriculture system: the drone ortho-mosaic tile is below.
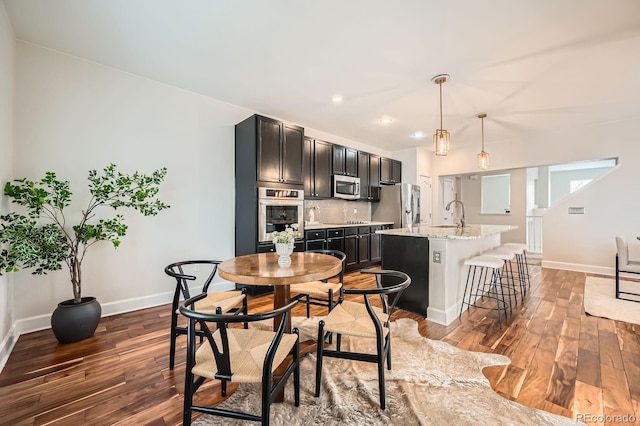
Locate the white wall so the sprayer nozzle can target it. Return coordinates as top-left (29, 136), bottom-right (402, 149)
top-left (409, 115), bottom-right (640, 273)
top-left (459, 169), bottom-right (526, 244)
top-left (0, 3), bottom-right (15, 367)
top-left (549, 166), bottom-right (613, 205)
top-left (11, 42), bottom-right (384, 328)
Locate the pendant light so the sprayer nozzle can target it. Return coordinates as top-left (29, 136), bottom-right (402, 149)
top-left (477, 113), bottom-right (490, 170)
top-left (432, 74), bottom-right (450, 156)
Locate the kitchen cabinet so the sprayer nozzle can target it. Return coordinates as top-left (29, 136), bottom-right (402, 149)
top-left (369, 155), bottom-right (381, 201)
top-left (370, 225), bottom-right (383, 262)
top-left (332, 145), bottom-right (358, 176)
top-left (304, 137), bottom-right (332, 198)
top-left (305, 228), bottom-right (345, 252)
top-left (344, 227), bottom-right (359, 269)
top-left (344, 226), bottom-right (372, 271)
top-left (357, 226), bottom-right (371, 265)
top-left (305, 229), bottom-right (326, 251)
top-left (326, 228), bottom-right (345, 252)
top-left (256, 115), bottom-right (304, 185)
top-left (380, 157), bottom-right (402, 184)
top-left (358, 152), bottom-right (381, 201)
top-left (234, 114), bottom-right (304, 259)
top-left (357, 152), bottom-right (369, 201)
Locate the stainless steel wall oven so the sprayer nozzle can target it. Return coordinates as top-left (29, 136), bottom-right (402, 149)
top-left (258, 187), bottom-right (304, 242)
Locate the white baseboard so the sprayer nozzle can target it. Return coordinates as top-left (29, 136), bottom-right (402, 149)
top-left (542, 261), bottom-right (614, 276)
top-left (0, 323), bottom-right (18, 374)
top-left (0, 281), bottom-right (237, 374)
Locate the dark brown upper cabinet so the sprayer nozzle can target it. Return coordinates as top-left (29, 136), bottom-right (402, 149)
top-left (357, 151), bottom-right (370, 200)
top-left (369, 154), bottom-right (381, 201)
top-left (332, 145), bottom-right (358, 176)
top-left (304, 137), bottom-right (332, 198)
top-left (256, 115), bottom-right (304, 185)
top-left (380, 157), bottom-right (402, 184)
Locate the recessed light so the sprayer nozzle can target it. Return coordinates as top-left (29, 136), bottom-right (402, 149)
top-left (412, 131), bottom-right (425, 139)
top-left (379, 118), bottom-right (393, 125)
top-left (331, 95), bottom-right (343, 103)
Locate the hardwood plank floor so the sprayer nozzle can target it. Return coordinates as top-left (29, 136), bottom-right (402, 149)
top-left (1, 266), bottom-right (640, 425)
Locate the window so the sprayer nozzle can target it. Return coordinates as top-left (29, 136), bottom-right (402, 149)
top-left (569, 179), bottom-right (592, 193)
top-left (481, 174), bottom-right (510, 214)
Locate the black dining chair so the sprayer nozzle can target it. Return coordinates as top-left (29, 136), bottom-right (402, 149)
top-left (180, 294), bottom-right (300, 426)
top-left (314, 269), bottom-right (411, 409)
top-left (289, 249), bottom-right (346, 317)
top-left (165, 260), bottom-right (248, 369)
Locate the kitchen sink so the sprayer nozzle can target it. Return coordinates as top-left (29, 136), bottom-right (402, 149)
top-left (431, 224), bottom-right (459, 228)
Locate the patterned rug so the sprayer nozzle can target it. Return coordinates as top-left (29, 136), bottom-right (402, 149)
top-left (584, 276), bottom-right (640, 325)
top-left (193, 317), bottom-right (577, 425)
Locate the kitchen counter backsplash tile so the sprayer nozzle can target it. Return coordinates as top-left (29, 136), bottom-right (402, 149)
top-left (304, 199), bottom-right (371, 225)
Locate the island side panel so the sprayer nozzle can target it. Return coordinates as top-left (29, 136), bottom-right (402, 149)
top-left (427, 234), bottom-right (501, 325)
top-left (380, 234), bottom-right (429, 317)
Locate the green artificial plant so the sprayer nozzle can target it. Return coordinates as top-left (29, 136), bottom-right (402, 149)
top-left (0, 164), bottom-right (169, 303)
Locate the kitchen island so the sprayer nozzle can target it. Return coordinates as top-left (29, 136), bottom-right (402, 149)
top-left (376, 224), bottom-right (517, 325)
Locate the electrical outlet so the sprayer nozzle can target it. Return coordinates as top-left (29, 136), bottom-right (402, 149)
top-left (433, 251), bottom-right (441, 263)
top-left (194, 265), bottom-right (200, 272)
top-left (353, 208), bottom-right (357, 214)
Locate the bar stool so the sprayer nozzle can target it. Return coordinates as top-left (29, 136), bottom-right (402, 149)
top-left (501, 243), bottom-right (531, 301)
top-left (482, 248), bottom-right (518, 311)
top-left (460, 255), bottom-right (509, 328)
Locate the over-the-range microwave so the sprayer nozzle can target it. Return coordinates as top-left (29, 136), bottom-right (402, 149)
top-left (333, 175), bottom-right (360, 200)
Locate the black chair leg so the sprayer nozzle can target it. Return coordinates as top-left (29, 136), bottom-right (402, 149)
top-left (315, 321), bottom-right (325, 397)
top-left (221, 379), bottom-right (227, 397)
top-left (616, 254), bottom-right (620, 299)
top-left (386, 335), bottom-right (392, 370)
top-left (377, 339), bottom-right (386, 410)
top-left (306, 295), bottom-right (311, 318)
top-left (294, 336), bottom-right (300, 407)
top-left (336, 334), bottom-right (342, 352)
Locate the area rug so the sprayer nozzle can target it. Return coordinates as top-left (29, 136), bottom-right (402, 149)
top-left (193, 317), bottom-right (576, 425)
top-left (584, 276), bottom-right (640, 325)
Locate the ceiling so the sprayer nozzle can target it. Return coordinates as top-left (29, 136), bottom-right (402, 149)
top-left (3, 0), bottom-right (640, 153)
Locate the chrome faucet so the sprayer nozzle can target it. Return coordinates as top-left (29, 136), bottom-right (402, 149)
top-left (445, 200), bottom-right (466, 228)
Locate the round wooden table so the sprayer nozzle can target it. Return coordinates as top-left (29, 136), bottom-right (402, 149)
top-left (218, 252), bottom-right (343, 332)
top-left (218, 252), bottom-right (342, 402)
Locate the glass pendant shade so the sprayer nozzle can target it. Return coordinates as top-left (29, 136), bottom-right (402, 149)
top-left (477, 150), bottom-right (490, 169)
top-left (433, 129), bottom-right (450, 156)
top-left (431, 74), bottom-right (450, 156)
top-left (476, 113), bottom-right (489, 169)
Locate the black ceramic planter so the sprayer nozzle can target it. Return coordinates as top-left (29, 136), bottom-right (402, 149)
top-left (50, 297), bottom-right (102, 344)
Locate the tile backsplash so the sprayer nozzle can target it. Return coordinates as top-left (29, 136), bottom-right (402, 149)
top-left (304, 199), bottom-right (371, 224)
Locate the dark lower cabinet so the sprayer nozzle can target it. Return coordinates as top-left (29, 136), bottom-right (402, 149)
top-left (381, 234), bottom-right (429, 316)
top-left (370, 226), bottom-right (382, 262)
top-left (304, 225), bottom-right (387, 272)
top-left (344, 229), bottom-right (358, 269)
top-left (326, 228), bottom-right (344, 253)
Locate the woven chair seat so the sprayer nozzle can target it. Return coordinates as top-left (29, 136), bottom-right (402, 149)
top-left (322, 300), bottom-right (389, 338)
top-left (193, 328), bottom-right (297, 383)
top-left (175, 291), bottom-right (245, 314)
top-left (290, 281), bottom-right (342, 297)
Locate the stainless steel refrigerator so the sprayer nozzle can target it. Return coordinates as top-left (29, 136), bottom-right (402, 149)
top-left (371, 183), bottom-right (420, 228)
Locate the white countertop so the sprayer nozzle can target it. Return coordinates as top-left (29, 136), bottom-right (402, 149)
top-left (375, 224), bottom-right (517, 239)
top-left (305, 221), bottom-right (393, 230)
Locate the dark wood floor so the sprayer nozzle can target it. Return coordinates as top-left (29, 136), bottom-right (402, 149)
top-left (1, 266), bottom-right (639, 425)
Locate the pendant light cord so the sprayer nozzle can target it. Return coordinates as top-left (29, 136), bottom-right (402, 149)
top-left (439, 82), bottom-right (443, 131)
top-left (481, 116), bottom-right (484, 151)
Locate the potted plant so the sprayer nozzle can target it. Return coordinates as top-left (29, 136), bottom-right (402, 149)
top-left (0, 164), bottom-right (169, 343)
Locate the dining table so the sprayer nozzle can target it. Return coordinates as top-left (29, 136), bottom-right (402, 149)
top-left (218, 251), bottom-right (342, 402)
top-left (218, 251), bottom-right (342, 333)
